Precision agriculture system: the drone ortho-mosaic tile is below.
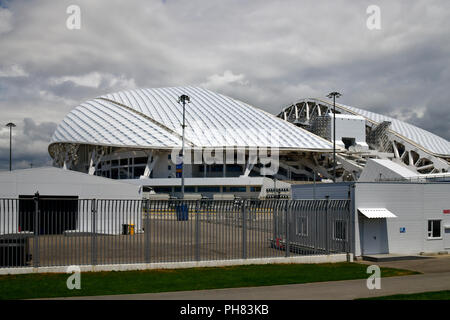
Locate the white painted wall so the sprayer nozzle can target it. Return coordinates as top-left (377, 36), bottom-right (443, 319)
top-left (354, 183), bottom-right (450, 255)
top-left (292, 181), bottom-right (450, 256)
top-left (0, 167), bottom-right (142, 235)
top-left (358, 159), bottom-right (417, 182)
top-left (0, 167), bottom-right (142, 199)
top-left (330, 114), bottom-right (367, 149)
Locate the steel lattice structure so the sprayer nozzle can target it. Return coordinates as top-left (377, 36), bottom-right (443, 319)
top-left (277, 98), bottom-right (450, 181)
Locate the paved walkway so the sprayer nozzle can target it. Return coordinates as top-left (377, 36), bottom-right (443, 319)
top-left (60, 272), bottom-right (450, 300)
top-left (357, 254), bottom-right (450, 274)
top-left (52, 255), bottom-right (450, 300)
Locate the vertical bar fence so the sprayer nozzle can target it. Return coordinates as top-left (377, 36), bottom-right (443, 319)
top-left (0, 198), bottom-right (351, 268)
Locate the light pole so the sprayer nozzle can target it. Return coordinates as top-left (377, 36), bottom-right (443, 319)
top-left (177, 94), bottom-right (190, 199)
top-left (326, 92), bottom-right (341, 182)
top-left (6, 123), bottom-right (16, 171)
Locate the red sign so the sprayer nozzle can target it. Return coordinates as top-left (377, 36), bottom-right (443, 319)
top-left (444, 210), bottom-right (450, 214)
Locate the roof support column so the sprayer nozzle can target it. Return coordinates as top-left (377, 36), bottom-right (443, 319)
top-left (143, 151), bottom-right (157, 178)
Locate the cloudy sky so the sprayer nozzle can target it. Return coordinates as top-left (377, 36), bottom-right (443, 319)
top-left (0, 0), bottom-right (449, 170)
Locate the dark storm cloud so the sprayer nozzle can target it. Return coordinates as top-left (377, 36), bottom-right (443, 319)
top-left (0, 118), bottom-right (56, 170)
top-left (0, 0), bottom-right (449, 170)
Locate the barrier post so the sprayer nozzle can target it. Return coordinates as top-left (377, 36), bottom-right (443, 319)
top-left (325, 196), bottom-right (330, 254)
top-left (285, 201), bottom-right (290, 257)
top-left (91, 199), bottom-right (97, 265)
top-left (33, 192), bottom-right (40, 268)
top-left (144, 199), bottom-right (151, 263)
top-left (195, 201), bottom-right (200, 261)
top-left (242, 200), bottom-right (247, 259)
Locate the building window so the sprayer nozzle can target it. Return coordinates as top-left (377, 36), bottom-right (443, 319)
top-left (226, 164), bottom-right (242, 172)
top-left (119, 167), bottom-right (129, 179)
top-left (133, 166), bottom-right (145, 178)
top-left (296, 216), bottom-right (308, 236)
top-left (428, 220), bottom-right (441, 239)
top-left (154, 186), bottom-right (172, 193)
top-left (334, 220), bottom-right (347, 241)
top-left (134, 157), bottom-right (148, 165)
top-left (211, 164), bottom-right (224, 172)
top-left (111, 168), bottom-right (118, 179)
top-left (250, 186), bottom-right (261, 192)
top-left (198, 186), bottom-right (221, 193)
top-left (224, 186), bottom-right (247, 193)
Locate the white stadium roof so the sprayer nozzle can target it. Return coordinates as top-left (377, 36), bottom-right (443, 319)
top-left (317, 99), bottom-right (450, 157)
top-left (50, 87), bottom-right (333, 151)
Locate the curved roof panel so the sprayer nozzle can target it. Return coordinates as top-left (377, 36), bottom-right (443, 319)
top-left (51, 87), bottom-right (333, 151)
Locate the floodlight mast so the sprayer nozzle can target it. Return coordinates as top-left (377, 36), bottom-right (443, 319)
top-left (326, 92), bottom-right (342, 182)
top-left (177, 95), bottom-right (190, 198)
top-left (6, 122), bottom-right (16, 171)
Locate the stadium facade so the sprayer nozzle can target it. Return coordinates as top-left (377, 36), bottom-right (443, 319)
top-left (48, 87), bottom-right (450, 198)
top-left (278, 98), bottom-right (450, 181)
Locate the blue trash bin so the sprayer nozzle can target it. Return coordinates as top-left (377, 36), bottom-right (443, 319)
top-left (176, 204), bottom-right (189, 221)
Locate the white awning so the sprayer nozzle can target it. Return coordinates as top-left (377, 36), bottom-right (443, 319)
top-left (358, 208), bottom-right (397, 218)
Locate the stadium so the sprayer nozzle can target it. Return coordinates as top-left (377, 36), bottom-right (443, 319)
top-left (47, 86), bottom-right (450, 198)
top-left (1, 86), bottom-right (450, 268)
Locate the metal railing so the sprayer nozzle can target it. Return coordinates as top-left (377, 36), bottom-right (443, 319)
top-left (377, 174), bottom-right (450, 183)
top-left (0, 196), bottom-right (351, 268)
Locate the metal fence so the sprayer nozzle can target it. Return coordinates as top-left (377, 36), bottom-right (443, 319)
top-left (0, 196), bottom-right (351, 268)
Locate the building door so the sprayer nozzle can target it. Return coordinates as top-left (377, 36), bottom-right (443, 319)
top-left (444, 227), bottom-right (450, 249)
top-left (362, 217), bottom-right (388, 255)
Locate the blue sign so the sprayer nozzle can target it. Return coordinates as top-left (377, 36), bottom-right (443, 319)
top-left (400, 227), bottom-right (406, 233)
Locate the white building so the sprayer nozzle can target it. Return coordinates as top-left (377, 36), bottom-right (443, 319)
top-left (0, 167), bottom-right (142, 235)
top-left (292, 179), bottom-right (450, 256)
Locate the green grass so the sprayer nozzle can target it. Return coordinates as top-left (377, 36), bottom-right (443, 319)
top-left (361, 290), bottom-right (450, 300)
top-left (0, 263), bottom-right (418, 300)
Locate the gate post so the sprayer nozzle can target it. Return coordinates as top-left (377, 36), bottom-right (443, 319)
top-left (33, 192), bottom-right (40, 268)
top-left (242, 200), bottom-right (247, 260)
top-left (91, 199), bottom-right (97, 265)
top-left (195, 200), bottom-right (200, 261)
top-left (347, 200), bottom-right (352, 260)
top-left (285, 201), bottom-right (290, 257)
top-left (325, 196), bottom-right (330, 254)
top-left (144, 199), bottom-right (151, 263)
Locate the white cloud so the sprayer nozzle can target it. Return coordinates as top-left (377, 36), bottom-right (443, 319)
top-left (49, 72), bottom-right (103, 88)
top-left (49, 72), bottom-right (136, 90)
top-left (0, 8), bottom-right (13, 34)
top-left (0, 64), bottom-right (28, 77)
top-left (202, 70), bottom-right (249, 89)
